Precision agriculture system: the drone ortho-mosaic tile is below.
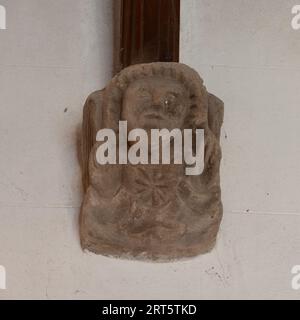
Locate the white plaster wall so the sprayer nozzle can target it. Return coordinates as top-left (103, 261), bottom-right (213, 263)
top-left (0, 0), bottom-right (299, 300)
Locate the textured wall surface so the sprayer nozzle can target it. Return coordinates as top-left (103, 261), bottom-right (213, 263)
top-left (0, 0), bottom-right (299, 299)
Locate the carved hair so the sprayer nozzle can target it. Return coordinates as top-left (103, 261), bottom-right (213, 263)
top-left (102, 62), bottom-right (209, 131)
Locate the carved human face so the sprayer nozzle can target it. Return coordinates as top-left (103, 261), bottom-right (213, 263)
top-left (122, 77), bottom-right (189, 131)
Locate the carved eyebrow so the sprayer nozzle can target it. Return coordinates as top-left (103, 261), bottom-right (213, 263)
top-left (138, 87), bottom-right (150, 92)
top-left (165, 91), bottom-right (180, 97)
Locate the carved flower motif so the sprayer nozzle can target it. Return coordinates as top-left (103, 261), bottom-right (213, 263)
top-left (133, 167), bottom-right (175, 207)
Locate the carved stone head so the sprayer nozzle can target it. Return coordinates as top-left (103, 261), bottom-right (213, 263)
top-left (123, 77), bottom-right (190, 131)
top-left (80, 62), bottom-right (224, 261)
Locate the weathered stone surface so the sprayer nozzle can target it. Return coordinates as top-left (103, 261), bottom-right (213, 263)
top-left (80, 62), bottom-right (224, 261)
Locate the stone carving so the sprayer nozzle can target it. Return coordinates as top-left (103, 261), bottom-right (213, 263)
top-left (80, 62), bottom-right (224, 261)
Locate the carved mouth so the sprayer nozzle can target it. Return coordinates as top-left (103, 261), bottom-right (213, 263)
top-left (144, 113), bottom-right (164, 120)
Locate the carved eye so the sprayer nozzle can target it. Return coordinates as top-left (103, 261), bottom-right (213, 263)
top-left (163, 93), bottom-right (184, 117)
top-left (137, 88), bottom-right (151, 99)
top-left (164, 93), bottom-right (177, 106)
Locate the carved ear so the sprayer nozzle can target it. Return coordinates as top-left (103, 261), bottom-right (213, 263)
top-left (102, 85), bottom-right (122, 132)
top-left (207, 93), bottom-right (224, 140)
top-left (81, 90), bottom-right (104, 191)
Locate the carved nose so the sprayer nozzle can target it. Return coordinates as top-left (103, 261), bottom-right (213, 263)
top-left (152, 95), bottom-right (164, 107)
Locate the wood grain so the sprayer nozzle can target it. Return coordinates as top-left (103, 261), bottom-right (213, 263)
top-left (115, 0), bottom-right (180, 73)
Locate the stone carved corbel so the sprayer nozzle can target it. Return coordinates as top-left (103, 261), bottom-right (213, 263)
top-left (80, 62), bottom-right (224, 261)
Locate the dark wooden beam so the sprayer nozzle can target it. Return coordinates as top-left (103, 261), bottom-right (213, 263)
top-left (114, 0), bottom-right (180, 73)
